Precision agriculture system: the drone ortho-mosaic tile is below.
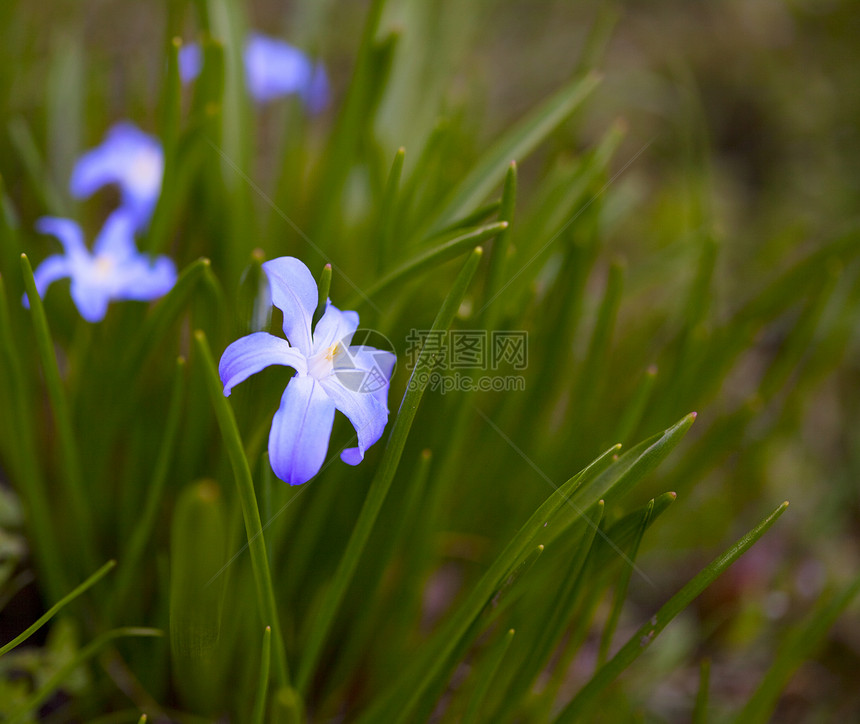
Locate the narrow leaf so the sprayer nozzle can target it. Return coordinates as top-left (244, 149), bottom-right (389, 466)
top-left (427, 72), bottom-right (600, 233)
top-left (297, 249), bottom-right (484, 693)
top-left (0, 560), bottom-right (115, 656)
top-left (194, 330), bottom-right (291, 689)
top-left (554, 501), bottom-right (790, 723)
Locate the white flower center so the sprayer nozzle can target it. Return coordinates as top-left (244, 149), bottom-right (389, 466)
top-left (308, 343), bottom-right (340, 380)
top-left (93, 255), bottom-right (115, 279)
top-left (129, 149), bottom-right (163, 195)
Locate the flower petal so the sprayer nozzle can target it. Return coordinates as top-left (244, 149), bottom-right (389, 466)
top-left (244, 33), bottom-right (315, 104)
top-left (93, 211), bottom-right (138, 260)
top-left (269, 375), bottom-right (335, 485)
top-left (262, 257), bottom-right (317, 356)
top-left (340, 345), bottom-right (396, 405)
top-left (70, 122), bottom-right (163, 229)
top-left (31, 254), bottom-right (72, 299)
top-left (312, 303), bottom-right (359, 354)
top-left (219, 332), bottom-right (307, 397)
top-left (319, 374), bottom-right (389, 466)
top-left (35, 217), bottom-right (87, 258)
top-left (303, 64), bottom-right (330, 114)
top-left (70, 277), bottom-right (111, 323)
top-left (178, 43), bottom-right (203, 82)
top-left (112, 255), bottom-right (177, 302)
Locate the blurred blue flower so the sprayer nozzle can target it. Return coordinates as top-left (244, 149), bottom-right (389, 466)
top-left (219, 257), bottom-right (395, 485)
top-left (179, 33), bottom-right (329, 111)
top-left (70, 123), bottom-right (163, 230)
top-left (28, 212), bottom-right (177, 323)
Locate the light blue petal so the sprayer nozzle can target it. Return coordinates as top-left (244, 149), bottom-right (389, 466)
top-left (244, 33), bottom-right (315, 104)
top-left (219, 332), bottom-right (307, 397)
top-left (93, 211), bottom-right (138, 260)
top-left (262, 257), bottom-right (317, 357)
top-left (269, 375), bottom-right (335, 485)
top-left (35, 217), bottom-right (87, 258)
top-left (303, 64), bottom-right (330, 113)
top-left (112, 254), bottom-right (177, 302)
top-left (339, 345), bottom-right (396, 404)
top-left (32, 254), bottom-right (72, 297)
top-left (312, 303), bottom-right (359, 353)
top-left (319, 374), bottom-right (389, 466)
top-left (178, 43), bottom-right (202, 82)
top-left (70, 277), bottom-right (111, 323)
top-left (70, 122), bottom-right (163, 228)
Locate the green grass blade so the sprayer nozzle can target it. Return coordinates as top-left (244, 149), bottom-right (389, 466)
top-left (357, 444), bottom-right (621, 724)
top-left (19, 253), bottom-right (98, 576)
top-left (612, 364), bottom-right (658, 446)
top-left (573, 257), bottom-right (624, 422)
top-left (735, 572), bottom-right (860, 724)
top-left (427, 72), bottom-right (600, 234)
top-left (693, 658), bottom-right (711, 724)
top-left (144, 36), bottom-right (183, 254)
top-left (194, 330), bottom-right (291, 690)
top-left (597, 500), bottom-right (653, 666)
top-left (348, 222), bottom-right (506, 307)
top-left (483, 160), bottom-right (517, 332)
top-left (119, 258), bottom-right (210, 378)
top-left (379, 147), bottom-right (406, 268)
top-left (7, 116), bottom-right (67, 215)
top-left (0, 274), bottom-right (67, 600)
top-left (170, 480), bottom-right (228, 712)
top-left (462, 629), bottom-right (516, 724)
top-left (251, 626), bottom-right (272, 724)
top-left (8, 627), bottom-right (162, 724)
top-left (493, 502), bottom-right (604, 720)
top-left (110, 357), bottom-right (186, 620)
top-left (0, 560), bottom-right (115, 656)
top-left (296, 248), bottom-right (484, 694)
top-left (554, 501), bottom-right (790, 723)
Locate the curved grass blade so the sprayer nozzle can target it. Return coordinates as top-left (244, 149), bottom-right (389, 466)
top-left (427, 72), bottom-right (600, 234)
top-left (693, 658), bottom-right (711, 724)
top-left (20, 253), bottom-right (98, 576)
top-left (0, 274), bottom-right (67, 600)
top-left (296, 248), bottom-right (484, 693)
top-left (194, 330), bottom-right (290, 689)
top-left (110, 357), bottom-right (186, 620)
top-left (357, 444), bottom-right (621, 724)
top-left (348, 222), bottom-right (506, 307)
top-left (363, 414), bottom-right (694, 723)
top-left (251, 626), bottom-right (272, 724)
top-left (461, 629), bottom-right (516, 724)
top-left (483, 161), bottom-right (517, 333)
top-left (554, 501), bottom-right (790, 723)
top-left (597, 500), bottom-right (653, 666)
top-left (379, 147), bottom-right (406, 267)
top-left (493, 503), bottom-right (604, 720)
top-left (8, 627), bottom-right (162, 724)
top-left (0, 560), bottom-right (115, 656)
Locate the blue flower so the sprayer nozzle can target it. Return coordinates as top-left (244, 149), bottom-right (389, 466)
top-left (28, 212), bottom-right (177, 323)
top-left (70, 122), bottom-right (163, 230)
top-left (179, 33), bottom-right (329, 111)
top-left (219, 257), bottom-right (395, 485)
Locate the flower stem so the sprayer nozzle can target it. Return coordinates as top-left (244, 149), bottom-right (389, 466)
top-left (193, 329), bottom-right (291, 690)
